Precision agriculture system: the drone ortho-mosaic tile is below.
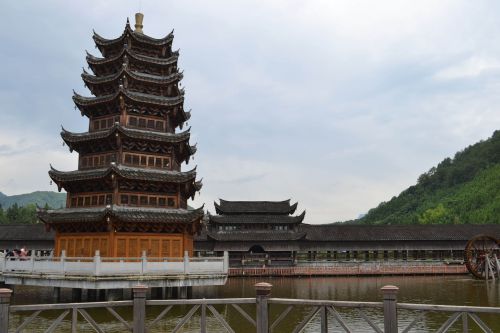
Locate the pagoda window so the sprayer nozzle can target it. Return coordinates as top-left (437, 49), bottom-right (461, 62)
top-left (71, 198), bottom-right (77, 207)
top-left (119, 193), bottom-right (177, 208)
top-left (77, 197), bottom-right (84, 207)
top-left (127, 115), bottom-right (166, 133)
top-left (123, 153), bottom-right (171, 170)
top-left (91, 116), bottom-right (120, 131)
top-left (91, 196), bottom-right (98, 206)
top-left (130, 195), bottom-right (138, 205)
top-left (166, 158), bottom-right (171, 168)
top-left (105, 194), bottom-right (113, 204)
top-left (120, 195), bottom-right (129, 204)
top-left (84, 197), bottom-right (91, 206)
top-left (98, 195), bottom-right (105, 205)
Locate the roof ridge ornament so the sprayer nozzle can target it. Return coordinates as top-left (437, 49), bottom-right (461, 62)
top-left (135, 13), bottom-right (144, 34)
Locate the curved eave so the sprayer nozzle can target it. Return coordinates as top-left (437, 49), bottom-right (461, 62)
top-left (61, 125), bottom-right (191, 148)
top-left (93, 25), bottom-right (174, 48)
top-left (214, 199), bottom-right (298, 215)
top-left (39, 206), bottom-right (204, 225)
top-left (82, 68), bottom-right (183, 86)
top-left (208, 211), bottom-right (305, 225)
top-left (49, 165), bottom-right (197, 185)
top-left (73, 89), bottom-right (184, 111)
top-left (86, 49), bottom-right (179, 67)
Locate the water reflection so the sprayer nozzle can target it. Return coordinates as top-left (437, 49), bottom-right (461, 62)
top-left (9, 275), bottom-right (500, 332)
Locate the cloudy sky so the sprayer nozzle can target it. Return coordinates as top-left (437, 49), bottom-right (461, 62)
top-left (0, 1), bottom-right (499, 223)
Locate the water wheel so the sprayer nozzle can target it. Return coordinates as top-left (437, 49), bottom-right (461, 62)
top-left (465, 235), bottom-right (500, 280)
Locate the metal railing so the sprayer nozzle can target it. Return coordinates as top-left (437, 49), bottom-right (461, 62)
top-left (1, 283), bottom-right (499, 332)
top-left (0, 250), bottom-right (229, 276)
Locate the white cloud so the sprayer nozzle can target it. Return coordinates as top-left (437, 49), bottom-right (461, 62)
top-left (434, 56), bottom-right (500, 81)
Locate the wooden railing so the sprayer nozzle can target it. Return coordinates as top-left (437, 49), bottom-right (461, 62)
top-left (1, 284), bottom-right (499, 332)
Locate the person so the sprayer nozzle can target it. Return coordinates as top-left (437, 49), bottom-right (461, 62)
top-left (20, 248), bottom-right (28, 260)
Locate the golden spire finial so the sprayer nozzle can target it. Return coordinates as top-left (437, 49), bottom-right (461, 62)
top-left (134, 13), bottom-right (144, 33)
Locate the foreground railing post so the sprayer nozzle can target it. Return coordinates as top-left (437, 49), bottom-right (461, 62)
top-left (133, 285), bottom-right (148, 333)
top-left (381, 285), bottom-right (399, 333)
top-left (255, 282), bottom-right (272, 333)
top-left (0, 288), bottom-right (12, 333)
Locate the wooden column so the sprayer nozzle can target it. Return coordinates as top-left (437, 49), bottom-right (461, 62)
top-left (0, 288), bottom-right (12, 333)
top-left (133, 285), bottom-right (148, 333)
top-left (255, 282), bottom-right (272, 333)
top-left (381, 285), bottom-right (399, 333)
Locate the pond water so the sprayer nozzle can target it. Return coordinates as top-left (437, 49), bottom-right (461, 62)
top-left (8, 275), bottom-right (500, 332)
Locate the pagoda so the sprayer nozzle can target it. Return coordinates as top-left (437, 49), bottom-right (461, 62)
top-left (39, 14), bottom-right (203, 258)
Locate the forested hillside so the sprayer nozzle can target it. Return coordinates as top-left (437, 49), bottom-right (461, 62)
top-left (0, 191), bottom-right (66, 209)
top-left (359, 130), bottom-right (500, 224)
top-left (0, 191), bottom-right (66, 224)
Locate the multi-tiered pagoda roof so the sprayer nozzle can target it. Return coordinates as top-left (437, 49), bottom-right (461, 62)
top-left (207, 200), bottom-right (306, 242)
top-left (39, 15), bottom-right (203, 257)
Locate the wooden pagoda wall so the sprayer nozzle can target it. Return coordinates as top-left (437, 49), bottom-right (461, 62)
top-left (55, 232), bottom-right (193, 258)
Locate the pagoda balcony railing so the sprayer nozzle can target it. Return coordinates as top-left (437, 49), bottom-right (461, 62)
top-left (0, 251), bottom-right (229, 277)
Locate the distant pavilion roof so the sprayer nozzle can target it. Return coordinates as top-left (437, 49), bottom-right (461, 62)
top-left (214, 199), bottom-right (298, 215)
top-left (39, 205), bottom-right (204, 225)
top-left (209, 212), bottom-right (305, 225)
top-left (0, 224), bottom-right (54, 241)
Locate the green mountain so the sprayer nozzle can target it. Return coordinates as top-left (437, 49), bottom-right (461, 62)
top-left (359, 130), bottom-right (500, 225)
top-left (0, 191), bottom-right (66, 209)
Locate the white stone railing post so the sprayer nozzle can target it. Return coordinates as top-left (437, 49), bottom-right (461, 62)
top-left (60, 250), bottom-right (66, 273)
top-left (0, 252), bottom-right (6, 273)
top-left (223, 251), bottom-right (229, 273)
top-left (141, 250), bottom-right (147, 274)
top-left (94, 250), bottom-right (101, 276)
top-left (30, 251), bottom-right (35, 273)
top-left (184, 251), bottom-right (190, 274)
